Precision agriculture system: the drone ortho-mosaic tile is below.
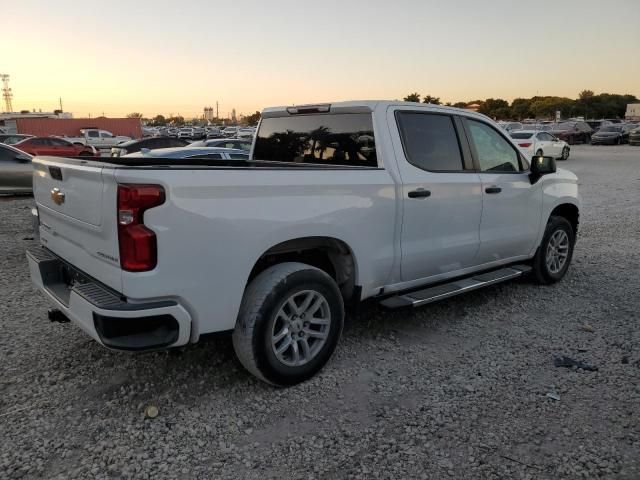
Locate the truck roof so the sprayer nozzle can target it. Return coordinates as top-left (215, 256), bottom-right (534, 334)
top-left (261, 100), bottom-right (491, 122)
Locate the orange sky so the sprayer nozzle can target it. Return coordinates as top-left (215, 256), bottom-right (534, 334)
top-left (5, 0), bottom-right (639, 119)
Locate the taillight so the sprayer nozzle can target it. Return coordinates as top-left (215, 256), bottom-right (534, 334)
top-left (117, 184), bottom-right (165, 271)
top-left (519, 143), bottom-right (532, 147)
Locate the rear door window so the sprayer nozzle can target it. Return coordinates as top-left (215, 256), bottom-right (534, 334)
top-left (396, 112), bottom-right (464, 171)
top-left (254, 113), bottom-right (377, 167)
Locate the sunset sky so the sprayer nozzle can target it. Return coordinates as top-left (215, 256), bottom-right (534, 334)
top-left (4, 0), bottom-right (639, 119)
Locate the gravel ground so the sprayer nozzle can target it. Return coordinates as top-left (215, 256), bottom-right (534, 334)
top-left (1, 145), bottom-right (639, 479)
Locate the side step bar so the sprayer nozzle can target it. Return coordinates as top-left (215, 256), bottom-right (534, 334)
top-left (379, 265), bottom-right (532, 309)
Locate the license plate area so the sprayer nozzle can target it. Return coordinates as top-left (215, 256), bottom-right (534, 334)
top-left (40, 258), bottom-right (90, 307)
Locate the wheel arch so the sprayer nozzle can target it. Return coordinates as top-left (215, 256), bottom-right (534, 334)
top-left (549, 202), bottom-right (579, 237)
top-left (248, 236), bottom-right (360, 302)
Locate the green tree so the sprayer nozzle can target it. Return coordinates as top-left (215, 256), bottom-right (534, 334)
top-left (244, 111), bottom-right (261, 125)
top-left (151, 114), bottom-right (166, 125)
top-left (578, 90), bottom-right (595, 100)
top-left (452, 102), bottom-right (468, 109)
top-left (166, 115), bottom-right (184, 125)
top-left (478, 98), bottom-right (510, 119)
top-left (403, 93), bottom-right (421, 102)
top-left (510, 98), bottom-right (533, 120)
top-left (529, 97), bottom-right (573, 119)
top-left (422, 95), bottom-right (441, 105)
top-left (126, 112), bottom-right (143, 118)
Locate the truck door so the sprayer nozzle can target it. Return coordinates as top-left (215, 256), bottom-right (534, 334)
top-left (99, 130), bottom-right (114, 147)
top-left (390, 109), bottom-right (483, 282)
top-left (462, 118), bottom-right (542, 262)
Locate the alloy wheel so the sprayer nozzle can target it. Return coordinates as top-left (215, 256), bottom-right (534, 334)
top-left (271, 290), bottom-right (331, 367)
top-left (546, 230), bottom-right (570, 274)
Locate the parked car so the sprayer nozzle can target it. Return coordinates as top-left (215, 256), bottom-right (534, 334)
top-left (548, 122), bottom-right (592, 144)
top-left (63, 129), bottom-right (131, 149)
top-left (123, 146), bottom-right (249, 160)
top-left (177, 128), bottom-right (194, 140)
top-left (590, 125), bottom-right (629, 145)
top-left (0, 143), bottom-right (33, 194)
top-left (110, 137), bottom-right (189, 157)
top-left (510, 131), bottom-right (570, 160)
top-left (628, 126), bottom-right (640, 146)
top-left (498, 121), bottom-right (523, 132)
top-left (0, 134), bottom-right (34, 145)
top-left (167, 128), bottom-right (180, 138)
top-left (27, 100), bottom-right (580, 386)
top-left (188, 138), bottom-right (252, 150)
top-left (222, 126), bottom-right (239, 137)
top-left (586, 120), bottom-right (612, 131)
top-left (192, 127), bottom-right (205, 139)
top-left (13, 137), bottom-right (99, 157)
top-left (237, 128), bottom-right (256, 139)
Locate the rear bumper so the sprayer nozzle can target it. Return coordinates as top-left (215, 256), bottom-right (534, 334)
top-left (27, 247), bottom-right (192, 351)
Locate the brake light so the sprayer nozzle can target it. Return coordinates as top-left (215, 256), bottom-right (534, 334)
top-left (117, 184), bottom-right (165, 271)
top-left (519, 143), bottom-right (532, 147)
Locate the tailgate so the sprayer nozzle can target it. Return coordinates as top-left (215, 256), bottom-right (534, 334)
top-left (32, 157), bottom-right (123, 292)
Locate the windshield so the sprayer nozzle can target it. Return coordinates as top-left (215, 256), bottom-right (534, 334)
top-left (254, 113), bottom-right (377, 167)
top-left (510, 132), bottom-right (533, 139)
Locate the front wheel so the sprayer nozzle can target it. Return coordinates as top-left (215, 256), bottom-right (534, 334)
top-left (531, 216), bottom-right (575, 284)
top-left (233, 262), bottom-right (344, 386)
top-left (560, 146), bottom-right (570, 160)
top-left (535, 149), bottom-right (544, 156)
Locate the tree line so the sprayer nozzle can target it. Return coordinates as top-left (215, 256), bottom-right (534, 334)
top-left (402, 90), bottom-right (638, 120)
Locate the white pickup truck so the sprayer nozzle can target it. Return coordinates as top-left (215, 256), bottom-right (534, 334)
top-left (27, 101), bottom-right (580, 385)
top-left (64, 128), bottom-right (131, 149)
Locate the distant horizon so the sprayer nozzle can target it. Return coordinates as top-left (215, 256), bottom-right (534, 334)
top-left (5, 0), bottom-right (639, 118)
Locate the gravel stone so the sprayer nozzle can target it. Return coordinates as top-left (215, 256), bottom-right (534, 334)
top-left (0, 145), bottom-right (639, 479)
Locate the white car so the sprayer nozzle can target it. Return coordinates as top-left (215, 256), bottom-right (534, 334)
top-left (123, 146), bottom-right (248, 160)
top-left (510, 130), bottom-right (570, 160)
top-left (27, 100), bottom-right (580, 386)
top-left (177, 128), bottom-right (194, 139)
top-left (222, 126), bottom-right (238, 137)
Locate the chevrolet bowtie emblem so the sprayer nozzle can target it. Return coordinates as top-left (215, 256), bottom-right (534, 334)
top-left (51, 188), bottom-right (65, 205)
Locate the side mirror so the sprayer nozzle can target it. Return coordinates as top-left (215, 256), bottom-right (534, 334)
top-left (530, 155), bottom-right (556, 184)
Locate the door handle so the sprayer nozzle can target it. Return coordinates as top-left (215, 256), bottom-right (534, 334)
top-left (485, 186), bottom-right (502, 194)
top-left (408, 189), bottom-right (431, 199)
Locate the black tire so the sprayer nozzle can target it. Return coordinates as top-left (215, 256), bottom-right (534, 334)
top-left (560, 146), bottom-right (570, 160)
top-left (232, 262), bottom-right (344, 386)
top-left (535, 149), bottom-right (543, 156)
top-left (567, 136), bottom-right (574, 145)
top-left (531, 216), bottom-right (575, 285)
top-left (617, 136), bottom-right (622, 145)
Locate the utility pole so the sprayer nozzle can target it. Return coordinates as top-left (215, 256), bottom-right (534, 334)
top-left (59, 97), bottom-right (63, 111)
top-left (1, 74), bottom-right (14, 113)
top-left (216, 101), bottom-right (219, 119)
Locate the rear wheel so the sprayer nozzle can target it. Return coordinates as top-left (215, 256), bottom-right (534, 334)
top-left (535, 149), bottom-right (543, 156)
top-left (531, 216), bottom-right (575, 284)
top-left (617, 136), bottom-right (622, 145)
top-left (560, 146), bottom-right (570, 160)
top-left (233, 262), bottom-right (344, 386)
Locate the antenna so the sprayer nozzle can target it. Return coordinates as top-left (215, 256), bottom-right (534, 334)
top-left (1, 74), bottom-right (14, 112)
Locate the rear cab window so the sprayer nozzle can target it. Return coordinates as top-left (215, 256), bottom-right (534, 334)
top-left (253, 113), bottom-right (378, 167)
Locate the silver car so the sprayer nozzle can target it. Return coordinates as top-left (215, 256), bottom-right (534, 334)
top-left (0, 143), bottom-right (33, 194)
